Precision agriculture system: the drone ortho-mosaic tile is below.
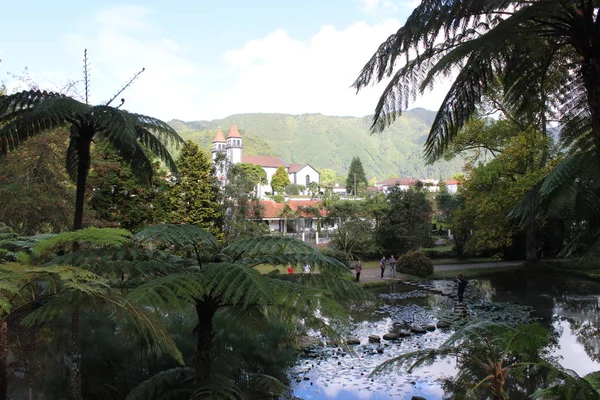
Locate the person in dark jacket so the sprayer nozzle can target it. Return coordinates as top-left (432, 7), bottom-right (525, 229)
top-left (379, 256), bottom-right (387, 279)
top-left (456, 273), bottom-right (468, 303)
top-left (355, 259), bottom-right (363, 282)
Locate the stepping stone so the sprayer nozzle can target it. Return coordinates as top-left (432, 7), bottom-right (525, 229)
top-left (346, 337), bottom-right (360, 345)
top-left (383, 332), bottom-right (399, 340)
top-left (426, 324), bottom-right (436, 332)
top-left (397, 330), bottom-right (412, 337)
top-left (436, 321), bottom-right (451, 329)
top-left (410, 326), bottom-right (427, 334)
top-left (368, 335), bottom-right (381, 343)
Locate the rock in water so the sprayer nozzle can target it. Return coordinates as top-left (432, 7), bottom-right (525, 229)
top-left (411, 396), bottom-right (427, 400)
top-left (368, 335), bottom-right (381, 343)
top-left (410, 326), bottom-right (427, 334)
top-left (346, 337), bottom-right (360, 345)
top-left (383, 332), bottom-right (399, 340)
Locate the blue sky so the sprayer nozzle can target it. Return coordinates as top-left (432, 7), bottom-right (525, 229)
top-left (1, 0), bottom-right (447, 121)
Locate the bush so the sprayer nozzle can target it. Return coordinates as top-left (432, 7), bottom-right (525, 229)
top-left (397, 251), bottom-right (433, 277)
top-left (270, 194), bottom-right (285, 203)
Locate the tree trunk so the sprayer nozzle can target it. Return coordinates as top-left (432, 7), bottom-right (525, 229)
top-left (194, 299), bottom-right (217, 382)
top-left (525, 217), bottom-right (538, 262)
top-left (72, 136), bottom-right (92, 231)
top-left (0, 319), bottom-right (8, 400)
top-left (68, 311), bottom-right (83, 400)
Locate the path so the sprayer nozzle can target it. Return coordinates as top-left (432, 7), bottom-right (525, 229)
top-left (357, 260), bottom-right (524, 284)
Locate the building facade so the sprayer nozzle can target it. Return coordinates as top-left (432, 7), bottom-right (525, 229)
top-left (211, 125), bottom-right (320, 195)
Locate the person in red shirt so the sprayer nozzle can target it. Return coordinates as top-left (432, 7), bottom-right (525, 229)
top-left (287, 265), bottom-right (294, 274)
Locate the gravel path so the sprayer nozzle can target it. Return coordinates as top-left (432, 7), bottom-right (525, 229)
top-left (356, 260), bottom-right (524, 284)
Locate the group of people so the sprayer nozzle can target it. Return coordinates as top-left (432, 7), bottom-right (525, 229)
top-left (287, 264), bottom-right (312, 274)
top-left (379, 255), bottom-right (397, 278)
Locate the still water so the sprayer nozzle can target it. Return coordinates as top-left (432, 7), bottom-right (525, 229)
top-left (292, 272), bottom-right (600, 399)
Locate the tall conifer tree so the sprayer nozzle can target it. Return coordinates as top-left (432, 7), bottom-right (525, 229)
top-left (346, 157), bottom-right (368, 195)
top-left (165, 142), bottom-right (223, 237)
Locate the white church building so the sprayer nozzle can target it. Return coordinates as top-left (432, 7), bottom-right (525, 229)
top-left (210, 125), bottom-right (320, 196)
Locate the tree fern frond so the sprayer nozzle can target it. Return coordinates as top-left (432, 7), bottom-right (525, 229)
top-left (271, 273), bottom-right (371, 302)
top-left (540, 152), bottom-right (597, 197)
top-left (30, 227), bottom-right (132, 259)
top-left (92, 106), bottom-right (155, 184)
top-left (134, 224), bottom-right (219, 252)
top-left (127, 273), bottom-right (207, 310)
top-left (135, 126), bottom-right (178, 174)
top-left (125, 367), bottom-right (195, 400)
top-left (203, 263), bottom-right (275, 308)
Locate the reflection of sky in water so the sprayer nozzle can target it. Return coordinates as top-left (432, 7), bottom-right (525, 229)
top-left (293, 275), bottom-right (600, 399)
top-left (552, 319), bottom-right (600, 375)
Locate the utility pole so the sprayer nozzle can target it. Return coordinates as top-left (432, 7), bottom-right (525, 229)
top-left (354, 173), bottom-right (357, 196)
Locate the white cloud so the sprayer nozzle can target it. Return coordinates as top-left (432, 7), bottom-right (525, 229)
top-left (62, 5), bottom-right (203, 120)
top-left (55, 4), bottom-right (449, 121)
top-left (215, 19), bottom-right (449, 119)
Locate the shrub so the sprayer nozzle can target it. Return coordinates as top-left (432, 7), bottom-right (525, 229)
top-left (397, 251), bottom-right (433, 277)
top-left (270, 194), bottom-right (285, 203)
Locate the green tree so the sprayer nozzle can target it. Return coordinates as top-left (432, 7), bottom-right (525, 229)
top-left (0, 62), bottom-right (183, 399)
top-left (319, 168), bottom-right (339, 186)
top-left (346, 157), bottom-right (368, 195)
top-left (87, 143), bottom-right (170, 232)
top-left (377, 186), bottom-right (432, 255)
top-left (0, 76), bottom-right (183, 233)
top-left (271, 166), bottom-right (290, 193)
top-left (222, 163), bottom-right (269, 243)
top-left (236, 163), bottom-right (267, 193)
top-left (126, 224), bottom-right (367, 397)
top-left (164, 141), bottom-right (222, 237)
top-left (353, 1), bottom-right (600, 164)
top-left (0, 130), bottom-right (74, 235)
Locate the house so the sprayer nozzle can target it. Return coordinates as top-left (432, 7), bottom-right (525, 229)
top-left (372, 177), bottom-right (461, 194)
top-left (374, 177), bottom-right (418, 193)
top-left (211, 125), bottom-right (319, 195)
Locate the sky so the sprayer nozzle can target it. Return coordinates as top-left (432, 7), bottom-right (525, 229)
top-left (0, 0), bottom-right (449, 122)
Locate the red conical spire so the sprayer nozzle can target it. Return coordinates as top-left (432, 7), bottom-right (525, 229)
top-left (227, 124), bottom-right (241, 138)
top-left (212, 128), bottom-right (226, 143)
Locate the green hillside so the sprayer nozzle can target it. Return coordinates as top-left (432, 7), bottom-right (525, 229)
top-left (168, 109), bottom-right (465, 180)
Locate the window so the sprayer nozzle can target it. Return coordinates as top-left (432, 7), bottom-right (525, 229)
top-left (305, 174), bottom-right (310, 188)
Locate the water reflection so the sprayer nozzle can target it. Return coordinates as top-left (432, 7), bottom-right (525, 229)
top-left (293, 273), bottom-right (600, 399)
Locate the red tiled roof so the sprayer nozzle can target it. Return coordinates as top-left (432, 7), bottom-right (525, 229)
top-left (260, 200), bottom-right (326, 218)
top-left (227, 124), bottom-right (241, 138)
top-left (212, 129), bottom-right (225, 143)
top-left (445, 179), bottom-right (460, 185)
top-left (367, 186), bottom-right (383, 192)
top-left (242, 156), bottom-right (287, 168)
top-left (376, 177), bottom-right (418, 186)
top-left (288, 163), bottom-right (307, 173)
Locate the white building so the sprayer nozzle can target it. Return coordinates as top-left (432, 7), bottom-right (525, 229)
top-left (211, 125), bottom-right (320, 195)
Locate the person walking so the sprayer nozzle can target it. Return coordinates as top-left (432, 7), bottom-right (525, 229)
top-left (355, 259), bottom-right (362, 282)
top-left (455, 273), bottom-right (468, 303)
top-left (389, 255), bottom-right (396, 278)
top-left (379, 256), bottom-right (387, 279)
top-left (287, 265), bottom-right (294, 274)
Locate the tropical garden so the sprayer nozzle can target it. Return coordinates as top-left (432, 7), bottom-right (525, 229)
top-left (3, 0), bottom-right (600, 399)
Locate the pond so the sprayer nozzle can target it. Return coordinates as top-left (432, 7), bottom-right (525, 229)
top-left (291, 272), bottom-right (600, 399)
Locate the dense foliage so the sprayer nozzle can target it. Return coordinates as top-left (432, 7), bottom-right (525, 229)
top-left (346, 156), bottom-right (368, 195)
top-left (376, 186), bottom-right (432, 255)
top-left (397, 250), bottom-right (433, 277)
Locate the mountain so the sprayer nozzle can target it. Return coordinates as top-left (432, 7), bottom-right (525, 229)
top-left (168, 109), bottom-right (465, 180)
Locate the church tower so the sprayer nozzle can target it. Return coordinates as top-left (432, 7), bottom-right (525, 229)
top-left (226, 124), bottom-right (243, 164)
top-left (210, 128), bottom-right (226, 161)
